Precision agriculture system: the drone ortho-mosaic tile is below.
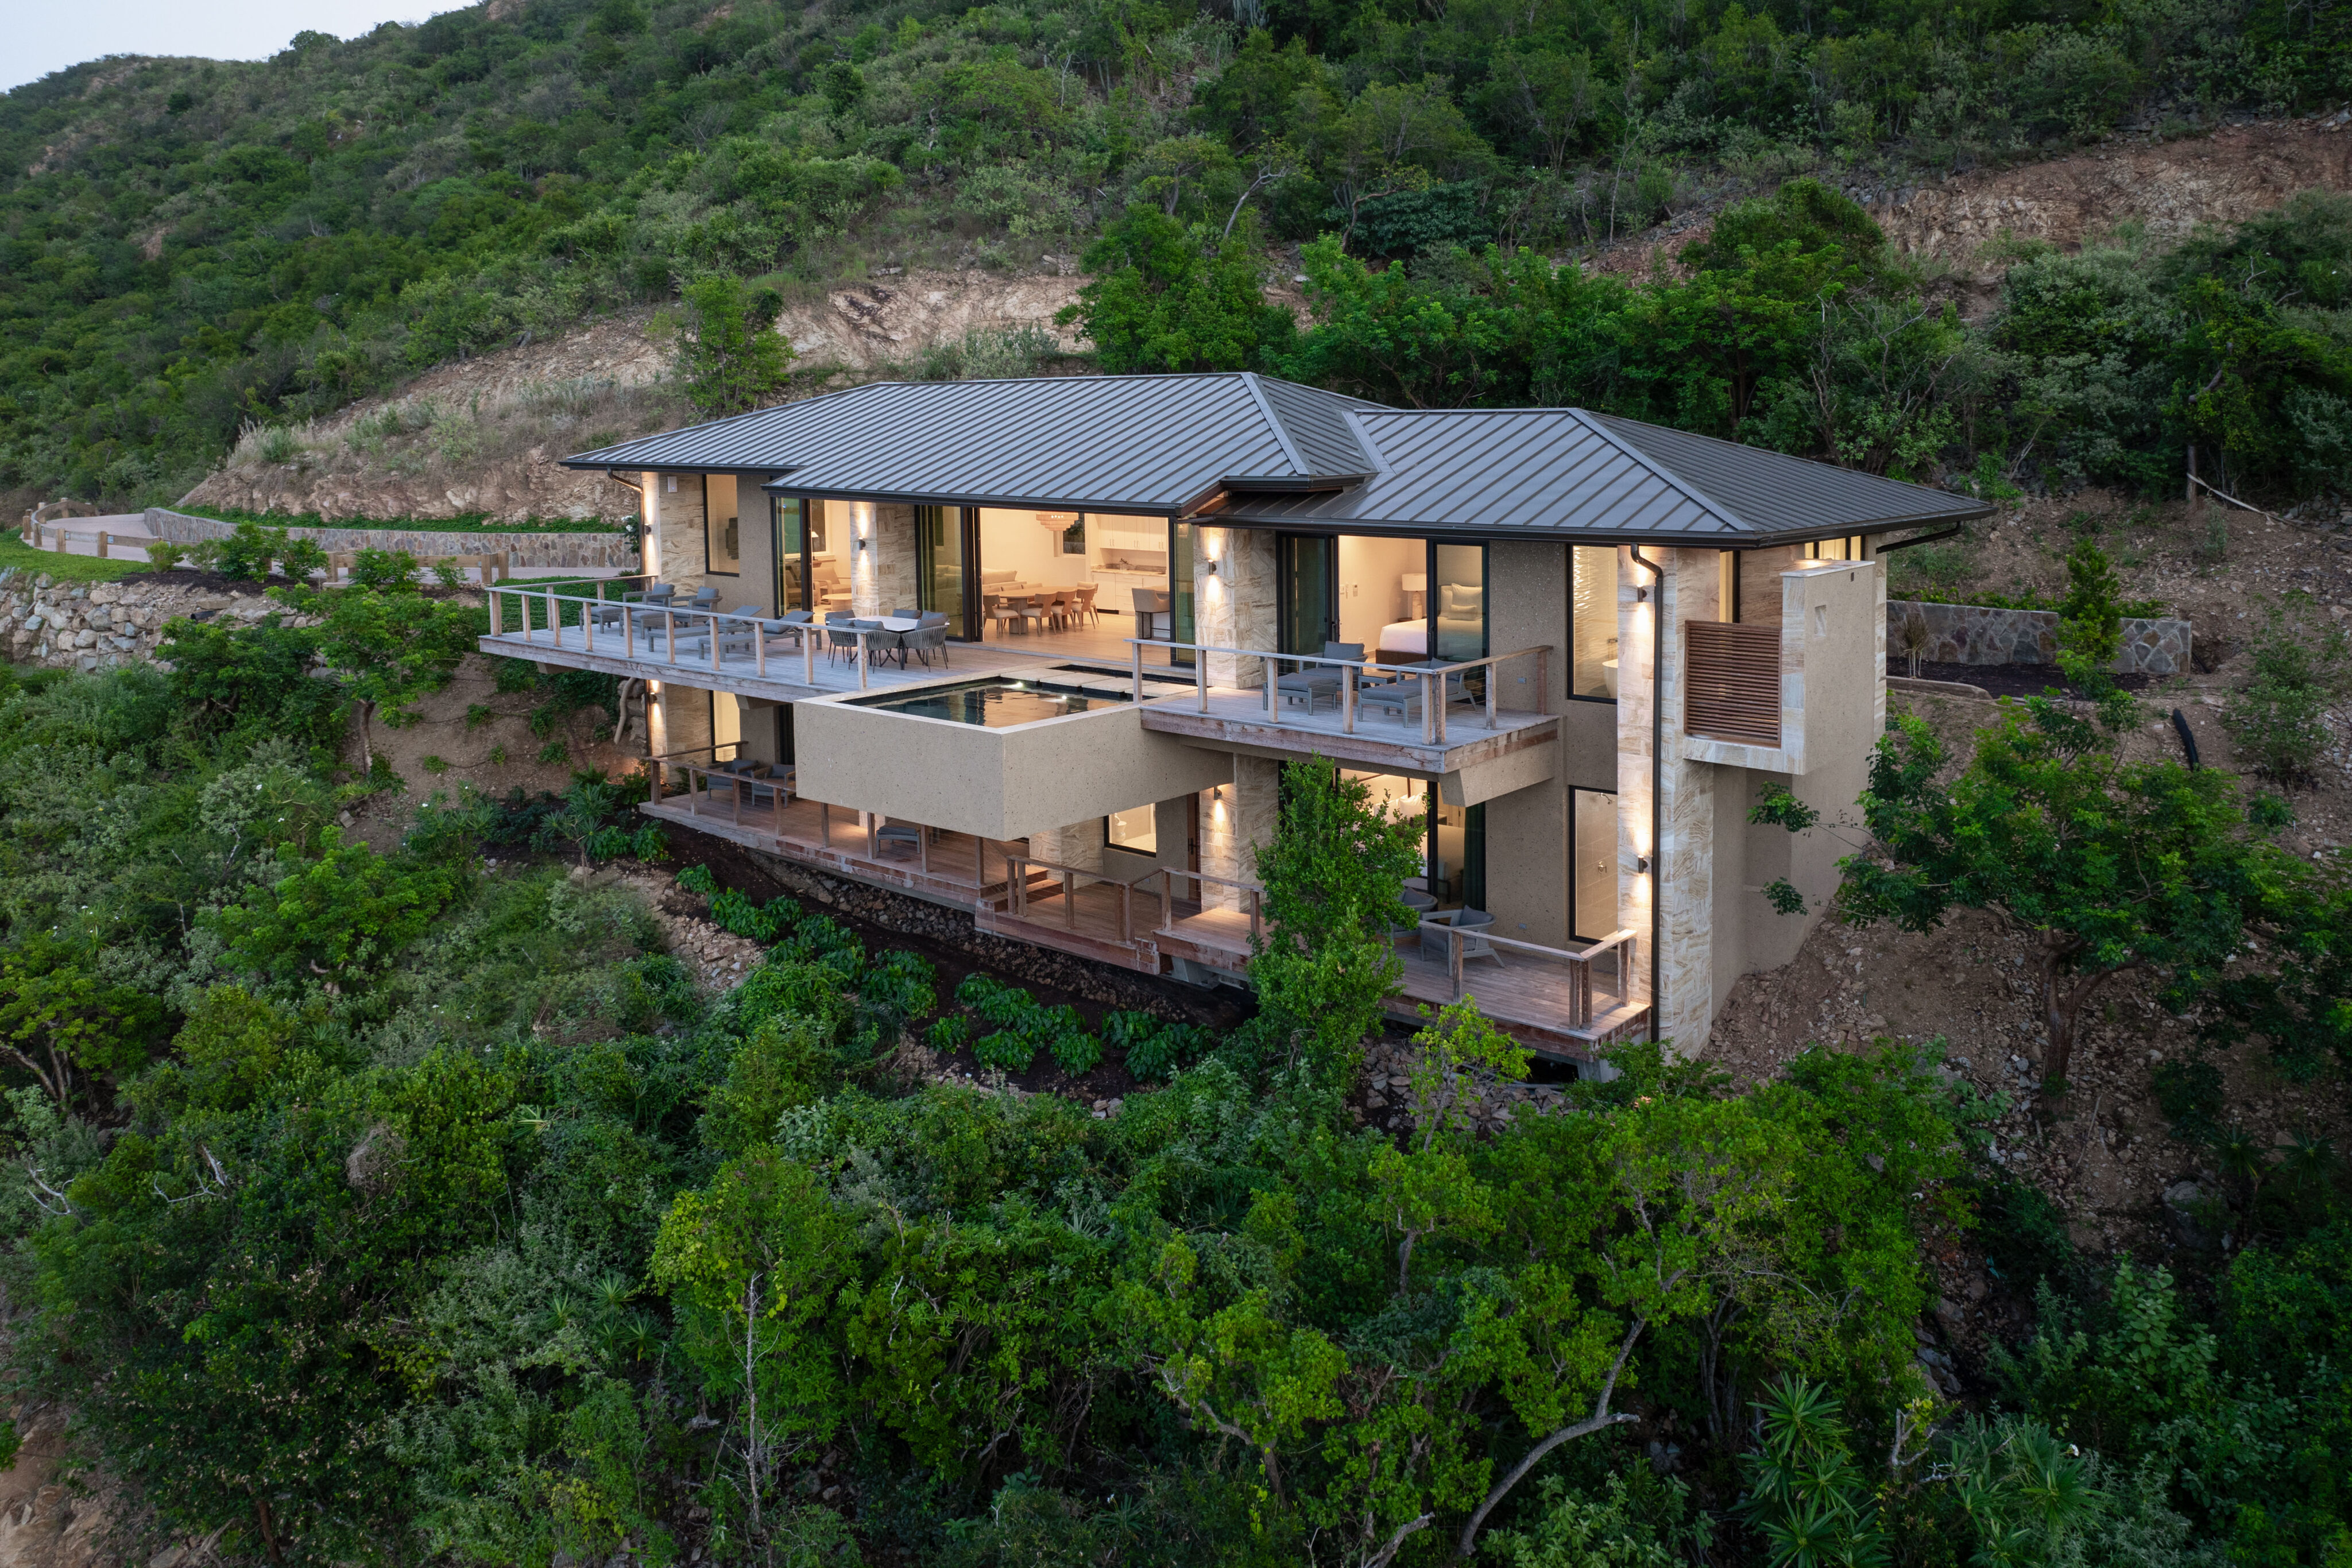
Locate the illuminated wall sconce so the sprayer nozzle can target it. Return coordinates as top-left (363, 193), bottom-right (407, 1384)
top-left (1634, 586), bottom-right (1650, 602)
top-left (1635, 855), bottom-right (1651, 874)
top-left (1202, 557), bottom-right (1220, 576)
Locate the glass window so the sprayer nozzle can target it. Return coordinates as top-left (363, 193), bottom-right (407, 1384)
top-left (706, 474), bottom-right (741, 576)
top-left (1062, 515), bottom-right (1088, 556)
top-left (1572, 789), bottom-right (1619, 939)
top-left (1570, 545), bottom-right (1620, 699)
top-left (1107, 804), bottom-right (1157, 854)
top-left (917, 505), bottom-right (969, 638)
top-left (1433, 542), bottom-right (1486, 664)
top-left (1170, 520), bottom-right (1196, 667)
top-left (1281, 535), bottom-right (1337, 654)
top-left (773, 496), bottom-right (805, 610)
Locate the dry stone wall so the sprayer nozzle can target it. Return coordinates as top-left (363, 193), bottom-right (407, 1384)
top-left (146, 507), bottom-right (636, 571)
top-left (0, 570), bottom-right (322, 673)
top-left (1886, 599), bottom-right (2194, 674)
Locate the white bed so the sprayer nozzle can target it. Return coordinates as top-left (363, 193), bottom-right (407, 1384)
top-left (1376, 620), bottom-right (1426, 657)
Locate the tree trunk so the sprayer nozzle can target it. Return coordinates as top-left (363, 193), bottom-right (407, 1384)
top-left (2036, 937), bottom-right (2076, 1094)
top-left (354, 699), bottom-right (374, 776)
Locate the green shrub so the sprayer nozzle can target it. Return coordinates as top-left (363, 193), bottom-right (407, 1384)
top-left (2225, 617), bottom-right (2347, 785)
top-left (927, 1014), bottom-right (972, 1053)
top-left (972, 1029), bottom-right (1035, 1073)
top-left (144, 540), bottom-right (187, 572)
top-left (1125, 1021), bottom-right (1211, 1081)
top-left (350, 548), bottom-right (419, 590)
top-left (1047, 1017), bottom-right (1101, 1075)
top-left (675, 864), bottom-right (718, 897)
top-left (280, 536), bottom-right (330, 580)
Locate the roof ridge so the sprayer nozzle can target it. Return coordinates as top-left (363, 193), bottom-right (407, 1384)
top-left (1568, 409), bottom-right (1744, 534)
top-left (1238, 372), bottom-right (1308, 475)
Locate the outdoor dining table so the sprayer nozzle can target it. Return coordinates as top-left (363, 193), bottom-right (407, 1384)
top-left (880, 617), bottom-right (920, 631)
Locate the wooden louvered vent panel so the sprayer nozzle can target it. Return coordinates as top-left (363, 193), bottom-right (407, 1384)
top-left (1684, 621), bottom-right (1782, 748)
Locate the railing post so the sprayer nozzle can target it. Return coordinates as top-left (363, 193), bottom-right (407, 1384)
top-left (688, 765), bottom-right (701, 816)
top-left (1422, 671), bottom-right (1435, 745)
top-left (1486, 657), bottom-right (1498, 729)
top-left (756, 622), bottom-right (766, 678)
top-left (857, 632), bottom-right (869, 691)
top-left (1131, 640), bottom-right (1142, 701)
top-left (1342, 663), bottom-right (1356, 733)
top-left (1248, 888), bottom-right (1262, 946)
top-left (96, 531), bottom-right (109, 560)
top-left (666, 609), bottom-right (677, 665)
top-left (1196, 652), bottom-right (1208, 713)
top-left (545, 585), bottom-right (557, 645)
top-left (1062, 870), bottom-right (1075, 930)
top-left (1264, 655), bottom-right (1277, 719)
top-left (1450, 926), bottom-right (1464, 998)
top-left (709, 617), bottom-right (720, 673)
top-left (489, 589), bottom-right (502, 636)
top-left (804, 626), bottom-right (815, 686)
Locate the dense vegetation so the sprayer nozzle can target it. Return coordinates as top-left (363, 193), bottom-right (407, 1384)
top-left (0, 583), bottom-right (2345, 1564)
top-left (7, 0), bottom-right (2352, 505)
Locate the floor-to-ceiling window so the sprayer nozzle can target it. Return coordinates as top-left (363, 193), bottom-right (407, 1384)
top-left (916, 505), bottom-right (974, 638)
top-left (773, 496), bottom-right (806, 610)
top-left (1278, 535), bottom-right (1337, 654)
top-left (1570, 545), bottom-right (1620, 700)
top-left (1170, 520), bottom-right (1195, 665)
top-left (706, 475), bottom-right (741, 576)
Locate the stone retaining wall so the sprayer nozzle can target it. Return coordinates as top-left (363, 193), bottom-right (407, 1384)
top-left (1886, 599), bottom-right (2193, 675)
top-left (0, 569), bottom-right (320, 674)
top-left (145, 507), bottom-right (636, 571)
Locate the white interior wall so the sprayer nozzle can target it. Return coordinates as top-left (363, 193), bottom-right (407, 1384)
top-left (1336, 535), bottom-right (1422, 651)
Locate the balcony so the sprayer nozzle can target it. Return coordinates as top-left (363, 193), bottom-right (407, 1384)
top-left (1129, 640), bottom-right (1560, 795)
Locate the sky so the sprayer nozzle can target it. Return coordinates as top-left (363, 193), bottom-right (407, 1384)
top-left (5, 0), bottom-right (463, 94)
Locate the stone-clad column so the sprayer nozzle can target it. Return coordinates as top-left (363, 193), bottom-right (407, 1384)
top-left (847, 501), bottom-right (880, 620)
top-left (1196, 526), bottom-right (1275, 687)
top-left (1618, 546), bottom-right (1724, 1054)
top-left (1200, 756), bottom-right (1278, 911)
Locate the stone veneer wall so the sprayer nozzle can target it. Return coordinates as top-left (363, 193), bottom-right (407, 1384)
top-left (1196, 526), bottom-right (1275, 688)
top-left (147, 507), bottom-right (635, 571)
top-left (1886, 599), bottom-right (2192, 675)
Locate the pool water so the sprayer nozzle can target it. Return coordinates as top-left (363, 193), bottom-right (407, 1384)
top-left (846, 673), bottom-right (1133, 727)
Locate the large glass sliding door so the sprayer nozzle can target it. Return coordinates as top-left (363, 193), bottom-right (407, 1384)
top-left (917, 505), bottom-right (977, 638)
top-left (1169, 520), bottom-right (1196, 667)
top-left (1278, 535), bottom-right (1337, 653)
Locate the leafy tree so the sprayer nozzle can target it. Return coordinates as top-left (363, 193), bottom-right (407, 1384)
top-left (0, 938), bottom-right (165, 1105)
top-left (209, 827), bottom-right (463, 989)
top-left (678, 277), bottom-right (795, 418)
top-left (2053, 535), bottom-right (2124, 684)
top-left (1833, 700), bottom-right (2335, 1095)
top-left (1059, 209), bottom-right (1295, 373)
top-left (1244, 757), bottom-right (1425, 1077)
top-left (1735, 1377), bottom-right (1889, 1567)
top-left (160, 615), bottom-right (342, 745)
top-left (284, 582), bottom-right (483, 773)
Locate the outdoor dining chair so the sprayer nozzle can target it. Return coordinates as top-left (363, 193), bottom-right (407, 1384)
top-left (905, 613), bottom-right (950, 668)
top-left (1420, 908), bottom-right (1502, 966)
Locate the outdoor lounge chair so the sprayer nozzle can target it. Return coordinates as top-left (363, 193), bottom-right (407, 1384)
top-left (1275, 641), bottom-right (1364, 714)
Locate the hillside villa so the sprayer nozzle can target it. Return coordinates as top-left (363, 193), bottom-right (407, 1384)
top-left (482, 373), bottom-right (1987, 1062)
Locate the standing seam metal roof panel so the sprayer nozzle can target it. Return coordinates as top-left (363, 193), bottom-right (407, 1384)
top-left (560, 373), bottom-right (1387, 512)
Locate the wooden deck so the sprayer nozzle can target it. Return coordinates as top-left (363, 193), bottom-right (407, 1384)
top-left (644, 783), bottom-right (1645, 1059)
top-left (1152, 906), bottom-right (1646, 1059)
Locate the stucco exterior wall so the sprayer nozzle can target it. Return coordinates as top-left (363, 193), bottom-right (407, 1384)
top-left (1481, 540), bottom-right (1570, 948)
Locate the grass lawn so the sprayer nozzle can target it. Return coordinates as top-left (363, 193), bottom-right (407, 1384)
top-left (0, 536), bottom-right (152, 584)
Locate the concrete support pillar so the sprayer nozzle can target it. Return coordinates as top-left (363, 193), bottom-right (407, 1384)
top-left (1200, 754), bottom-right (1279, 910)
top-left (1618, 546), bottom-right (1726, 1054)
top-left (1196, 526), bottom-right (1275, 687)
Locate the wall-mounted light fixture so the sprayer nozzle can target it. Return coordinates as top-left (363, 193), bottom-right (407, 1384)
top-left (1635, 855), bottom-right (1651, 875)
top-left (1634, 585), bottom-right (1650, 602)
top-left (1202, 557), bottom-right (1221, 576)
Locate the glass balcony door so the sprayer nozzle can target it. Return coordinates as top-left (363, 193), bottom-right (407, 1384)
top-left (917, 505), bottom-right (980, 639)
top-left (1278, 535), bottom-right (1337, 655)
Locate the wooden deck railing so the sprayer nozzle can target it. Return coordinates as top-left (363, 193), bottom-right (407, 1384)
top-left (1684, 621), bottom-right (1782, 746)
top-left (485, 580), bottom-right (908, 690)
top-left (1124, 639), bottom-right (1552, 746)
top-left (1142, 867), bottom-right (1266, 946)
top-left (999, 850), bottom-right (1165, 941)
top-left (1429, 924), bottom-right (1641, 1027)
